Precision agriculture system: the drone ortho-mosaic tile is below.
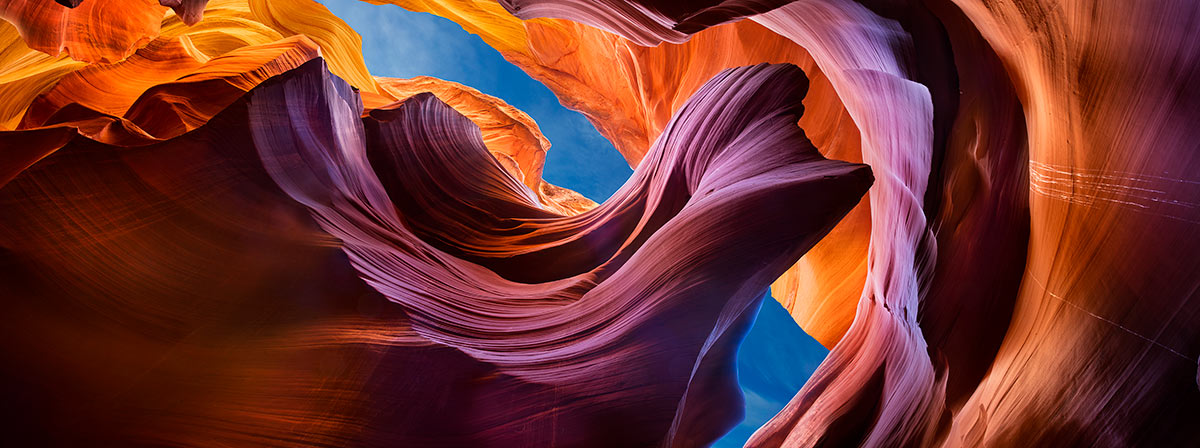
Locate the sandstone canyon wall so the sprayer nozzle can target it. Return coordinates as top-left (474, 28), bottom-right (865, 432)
top-left (1, 0), bottom-right (1198, 446)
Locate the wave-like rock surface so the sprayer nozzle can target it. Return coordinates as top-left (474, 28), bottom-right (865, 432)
top-left (370, 0), bottom-right (1200, 445)
top-left (3, 0), bottom-right (1200, 446)
top-left (1, 48), bottom-right (872, 444)
top-left (253, 59), bottom-right (871, 446)
top-left (0, 0), bottom-right (376, 130)
top-left (498, 0), bottom-right (793, 46)
top-left (940, 1), bottom-right (1200, 445)
top-left (366, 76), bottom-right (597, 215)
top-left (365, 0), bottom-right (872, 348)
top-left (0, 0), bottom-right (588, 211)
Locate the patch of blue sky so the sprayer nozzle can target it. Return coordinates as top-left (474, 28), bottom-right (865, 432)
top-left (713, 295), bottom-right (828, 448)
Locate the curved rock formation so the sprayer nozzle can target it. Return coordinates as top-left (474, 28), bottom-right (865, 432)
top-left (0, 0), bottom-right (165, 63)
top-left (0, 0), bottom-right (587, 210)
top-left (361, 0), bottom-right (1200, 445)
top-left (252, 59), bottom-right (870, 445)
top-left (365, 0), bottom-right (872, 348)
top-left (939, 1), bottom-right (1200, 445)
top-left (3, 0), bottom-right (1200, 446)
top-left (0, 0), bottom-right (375, 132)
top-left (498, 0), bottom-right (792, 46)
top-left (367, 76), bottom-right (596, 215)
top-left (1, 46), bottom-right (871, 445)
top-left (745, 1), bottom-right (945, 444)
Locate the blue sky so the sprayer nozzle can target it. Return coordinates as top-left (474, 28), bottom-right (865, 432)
top-left (718, 296), bottom-right (827, 447)
top-left (314, 1), bottom-right (829, 445)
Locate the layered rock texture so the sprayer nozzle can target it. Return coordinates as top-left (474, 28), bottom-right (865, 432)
top-left (1, 0), bottom-right (1198, 446)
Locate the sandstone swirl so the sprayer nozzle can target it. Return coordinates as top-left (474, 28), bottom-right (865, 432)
top-left (3, 0), bottom-right (1200, 446)
top-left (1, 41), bottom-right (870, 446)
